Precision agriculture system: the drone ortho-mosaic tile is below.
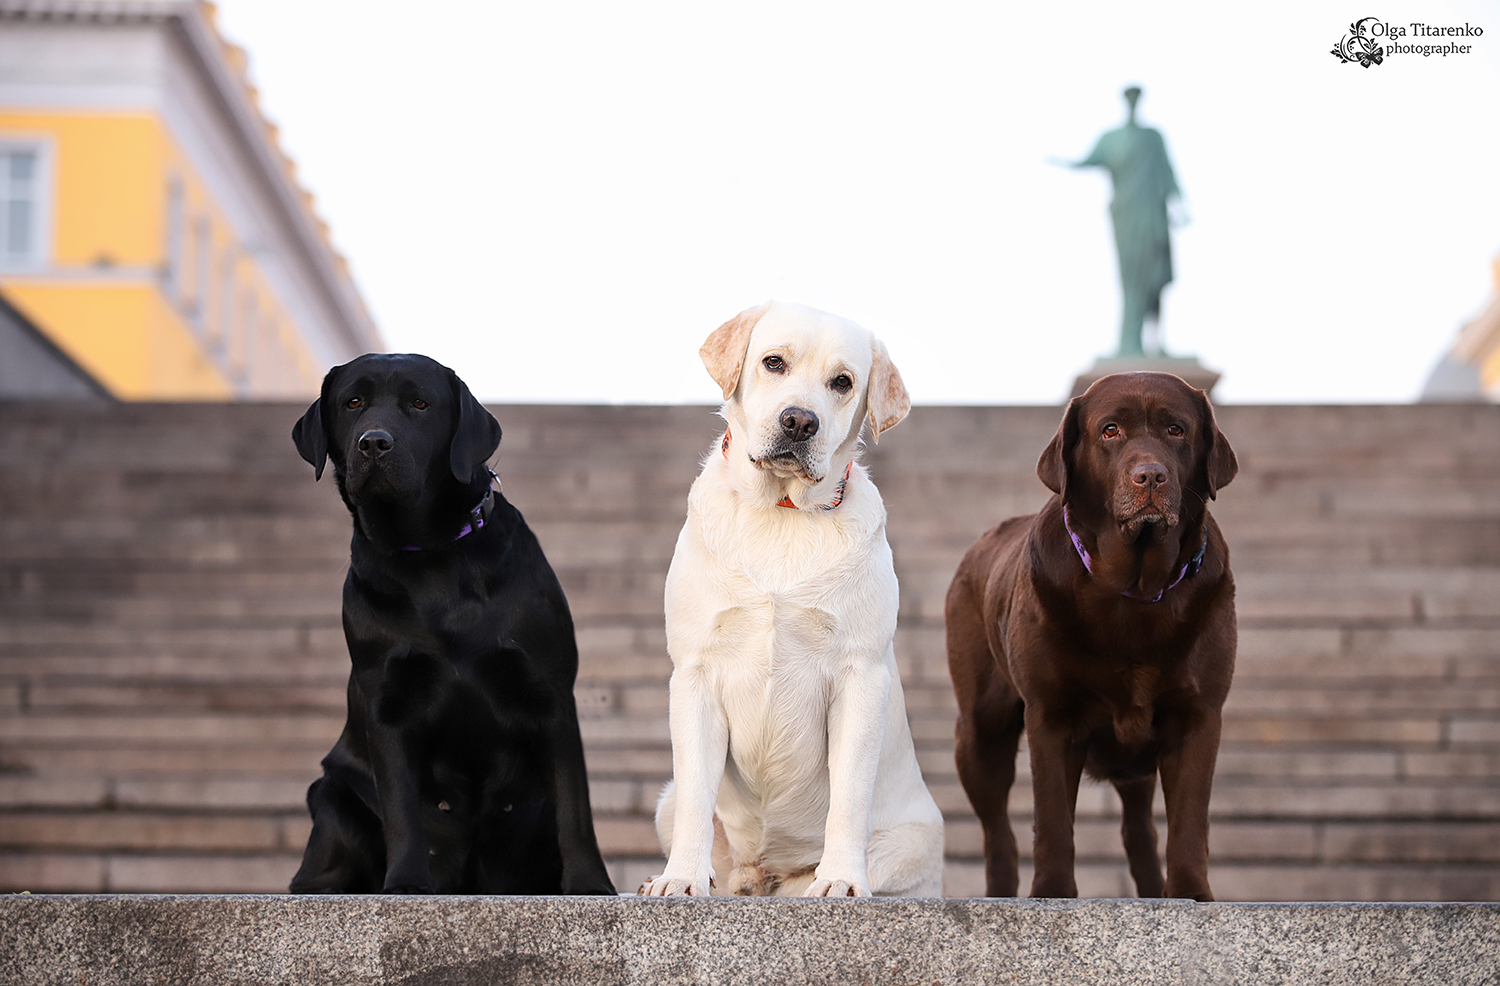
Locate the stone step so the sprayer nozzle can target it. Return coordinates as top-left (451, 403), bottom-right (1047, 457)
top-left (5, 806), bottom-right (1496, 866)
top-left (1, 895), bottom-right (1497, 985)
top-left (891, 679), bottom-right (1500, 721)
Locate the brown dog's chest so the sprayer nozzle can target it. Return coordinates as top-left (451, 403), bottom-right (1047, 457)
top-left (1045, 658), bottom-right (1191, 751)
top-left (1012, 594), bottom-right (1220, 750)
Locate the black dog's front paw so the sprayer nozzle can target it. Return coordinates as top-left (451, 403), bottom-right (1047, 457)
top-left (383, 882), bottom-right (435, 895)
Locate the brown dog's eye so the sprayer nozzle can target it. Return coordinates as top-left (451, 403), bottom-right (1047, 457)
top-left (345, 397), bottom-right (362, 410)
top-left (831, 374), bottom-right (853, 394)
top-left (1166, 423), bottom-right (1184, 437)
top-left (1102, 423), bottom-right (1119, 438)
top-left (763, 355), bottom-right (785, 372)
top-left (412, 400), bottom-right (428, 410)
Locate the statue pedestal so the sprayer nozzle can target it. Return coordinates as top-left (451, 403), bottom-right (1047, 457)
top-left (1070, 355), bottom-right (1221, 399)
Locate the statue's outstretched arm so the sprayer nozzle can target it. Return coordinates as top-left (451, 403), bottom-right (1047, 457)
top-left (1169, 198), bottom-right (1191, 228)
top-left (1064, 134), bottom-right (1110, 170)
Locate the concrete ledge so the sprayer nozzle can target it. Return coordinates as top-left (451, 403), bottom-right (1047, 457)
top-left (2, 896), bottom-right (1498, 985)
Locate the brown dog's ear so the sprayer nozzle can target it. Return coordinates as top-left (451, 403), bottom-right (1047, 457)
top-left (1195, 389), bottom-right (1238, 499)
top-left (700, 302), bottom-right (770, 400)
top-left (1037, 397), bottom-right (1081, 495)
top-left (866, 338), bottom-right (911, 443)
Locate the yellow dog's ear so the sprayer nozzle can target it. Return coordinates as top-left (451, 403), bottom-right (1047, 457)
top-left (866, 338), bottom-right (911, 443)
top-left (700, 302), bottom-right (771, 400)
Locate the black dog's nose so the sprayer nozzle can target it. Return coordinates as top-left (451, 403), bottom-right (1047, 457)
top-left (358, 429), bottom-right (394, 458)
top-left (779, 407), bottom-right (819, 443)
top-left (1132, 462), bottom-right (1168, 490)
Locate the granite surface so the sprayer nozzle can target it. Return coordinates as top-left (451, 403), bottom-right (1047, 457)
top-left (1, 895), bottom-right (1497, 985)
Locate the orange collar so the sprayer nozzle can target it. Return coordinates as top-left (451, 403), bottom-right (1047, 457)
top-left (722, 428), bottom-right (853, 511)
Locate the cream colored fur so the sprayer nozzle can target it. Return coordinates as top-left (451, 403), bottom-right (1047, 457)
top-left (640, 301), bottom-right (943, 898)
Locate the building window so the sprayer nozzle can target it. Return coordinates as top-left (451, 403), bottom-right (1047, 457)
top-left (236, 289), bottom-right (256, 396)
top-left (214, 250), bottom-right (235, 357)
top-left (165, 177), bottom-right (184, 297)
top-left (193, 215), bottom-right (212, 331)
top-left (0, 142), bottom-right (50, 269)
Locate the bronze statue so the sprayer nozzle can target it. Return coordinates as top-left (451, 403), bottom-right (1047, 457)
top-left (1066, 86), bottom-right (1182, 357)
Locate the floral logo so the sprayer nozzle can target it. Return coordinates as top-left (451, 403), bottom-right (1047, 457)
top-left (1331, 17), bottom-right (1386, 66)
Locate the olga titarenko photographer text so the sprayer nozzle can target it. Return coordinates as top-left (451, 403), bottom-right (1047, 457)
top-left (1331, 16), bottom-right (1485, 66)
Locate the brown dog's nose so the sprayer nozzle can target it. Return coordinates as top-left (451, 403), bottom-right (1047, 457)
top-left (1132, 462), bottom-right (1168, 490)
top-left (779, 407), bottom-right (820, 443)
top-left (358, 429), bottom-right (394, 458)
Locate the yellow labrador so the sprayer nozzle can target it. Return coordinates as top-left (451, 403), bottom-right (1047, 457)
top-left (640, 301), bottom-right (944, 898)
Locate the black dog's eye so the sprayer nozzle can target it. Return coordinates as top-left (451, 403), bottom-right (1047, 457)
top-left (763, 355), bottom-right (785, 372)
top-left (412, 399), bottom-right (429, 410)
top-left (1102, 423), bottom-right (1119, 438)
top-left (345, 397), bottom-right (362, 410)
top-left (831, 374), bottom-right (853, 394)
top-left (1166, 423), bottom-right (1185, 437)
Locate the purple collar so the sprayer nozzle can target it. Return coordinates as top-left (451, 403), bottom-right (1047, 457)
top-left (1061, 504), bottom-right (1207, 604)
top-left (395, 473), bottom-right (498, 552)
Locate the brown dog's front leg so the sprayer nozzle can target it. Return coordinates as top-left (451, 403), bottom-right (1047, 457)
top-left (1025, 708), bottom-right (1085, 898)
top-left (1158, 708), bottom-right (1222, 901)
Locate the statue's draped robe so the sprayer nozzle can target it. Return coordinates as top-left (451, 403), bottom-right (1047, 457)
top-left (1079, 123), bottom-right (1179, 351)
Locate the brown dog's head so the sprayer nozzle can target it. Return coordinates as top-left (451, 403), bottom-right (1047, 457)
top-left (1037, 372), bottom-right (1236, 540)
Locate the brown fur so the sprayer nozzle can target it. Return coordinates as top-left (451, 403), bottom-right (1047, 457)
top-left (945, 372), bottom-right (1238, 901)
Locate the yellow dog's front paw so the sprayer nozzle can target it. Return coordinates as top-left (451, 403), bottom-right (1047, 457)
top-left (805, 876), bottom-right (870, 898)
top-left (638, 872), bottom-right (713, 896)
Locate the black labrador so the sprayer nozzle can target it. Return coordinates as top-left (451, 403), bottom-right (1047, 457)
top-left (288, 353), bottom-right (616, 895)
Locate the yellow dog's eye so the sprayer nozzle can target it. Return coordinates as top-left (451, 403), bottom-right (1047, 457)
top-left (1102, 423), bottom-right (1119, 438)
top-left (831, 374), bottom-right (853, 394)
top-left (345, 397), bottom-right (362, 410)
top-left (763, 355), bottom-right (784, 371)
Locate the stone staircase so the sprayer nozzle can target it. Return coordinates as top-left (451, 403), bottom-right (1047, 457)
top-left (0, 401), bottom-right (1496, 898)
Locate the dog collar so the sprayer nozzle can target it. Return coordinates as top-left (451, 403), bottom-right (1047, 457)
top-left (722, 428), bottom-right (853, 512)
top-left (777, 460), bottom-right (853, 510)
top-left (396, 471), bottom-right (499, 552)
top-left (1061, 504), bottom-right (1207, 604)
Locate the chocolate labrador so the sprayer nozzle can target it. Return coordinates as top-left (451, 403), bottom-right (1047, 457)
top-left (945, 372), bottom-right (1237, 900)
top-left (288, 353), bottom-right (615, 895)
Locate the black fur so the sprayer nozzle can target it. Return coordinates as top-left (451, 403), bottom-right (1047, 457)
top-left (288, 353), bottom-right (615, 895)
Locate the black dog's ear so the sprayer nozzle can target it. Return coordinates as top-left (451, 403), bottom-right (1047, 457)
top-left (1195, 388), bottom-right (1238, 500)
top-left (448, 369), bottom-right (501, 485)
top-left (1037, 397), bottom-right (1081, 496)
top-left (291, 395), bottom-right (328, 481)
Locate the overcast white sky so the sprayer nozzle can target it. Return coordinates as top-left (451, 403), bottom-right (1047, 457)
top-left (215, 1), bottom-right (1500, 405)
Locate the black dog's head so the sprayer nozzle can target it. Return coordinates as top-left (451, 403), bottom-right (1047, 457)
top-left (292, 354), bottom-right (501, 507)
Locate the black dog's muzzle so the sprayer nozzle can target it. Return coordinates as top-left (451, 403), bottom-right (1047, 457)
top-left (359, 429), bottom-right (394, 459)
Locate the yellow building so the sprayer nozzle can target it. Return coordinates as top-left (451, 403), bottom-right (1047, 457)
top-left (0, 0), bottom-right (381, 400)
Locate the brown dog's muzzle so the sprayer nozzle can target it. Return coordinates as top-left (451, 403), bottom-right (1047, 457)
top-left (1115, 457), bottom-right (1181, 538)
